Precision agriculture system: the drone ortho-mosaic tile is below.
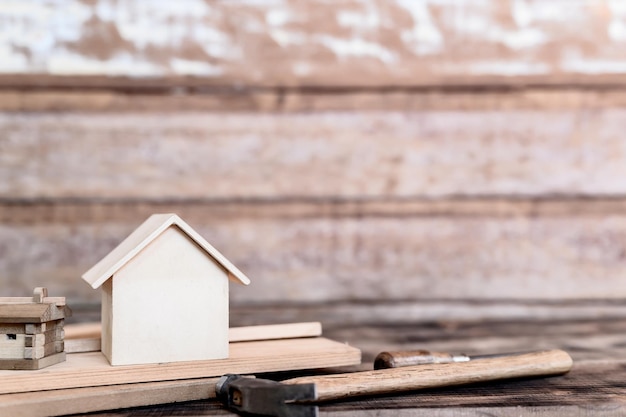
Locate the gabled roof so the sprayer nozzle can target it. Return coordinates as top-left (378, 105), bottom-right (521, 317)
top-left (81, 213), bottom-right (251, 289)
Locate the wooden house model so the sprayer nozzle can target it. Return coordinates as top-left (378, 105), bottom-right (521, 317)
top-left (81, 213), bottom-right (250, 366)
top-left (0, 288), bottom-right (71, 370)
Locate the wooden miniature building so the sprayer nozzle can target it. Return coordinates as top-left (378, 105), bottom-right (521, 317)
top-left (81, 213), bottom-right (250, 366)
top-left (0, 288), bottom-right (71, 370)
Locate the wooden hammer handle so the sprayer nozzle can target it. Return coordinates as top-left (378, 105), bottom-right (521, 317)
top-left (284, 349), bottom-right (572, 402)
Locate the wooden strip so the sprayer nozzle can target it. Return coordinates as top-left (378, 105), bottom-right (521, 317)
top-left (5, 89), bottom-right (626, 112)
top-left (0, 337), bottom-right (361, 394)
top-left (3, 110), bottom-right (626, 200)
top-left (0, 297), bottom-right (65, 306)
top-left (229, 322), bottom-right (322, 342)
top-left (65, 338), bottom-right (100, 354)
top-left (1, 1), bottom-right (625, 86)
top-left (64, 322), bottom-right (323, 353)
top-left (0, 378), bottom-right (221, 417)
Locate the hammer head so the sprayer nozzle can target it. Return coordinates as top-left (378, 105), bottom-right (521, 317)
top-left (216, 374), bottom-right (318, 417)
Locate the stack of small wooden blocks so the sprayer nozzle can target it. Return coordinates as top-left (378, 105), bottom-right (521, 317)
top-left (0, 288), bottom-right (72, 370)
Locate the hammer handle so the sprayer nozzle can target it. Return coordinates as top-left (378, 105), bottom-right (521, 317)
top-left (284, 349), bottom-right (572, 401)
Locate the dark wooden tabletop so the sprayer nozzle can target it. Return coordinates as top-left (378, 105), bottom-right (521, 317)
top-left (65, 308), bottom-right (626, 417)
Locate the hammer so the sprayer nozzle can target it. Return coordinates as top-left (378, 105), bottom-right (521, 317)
top-left (217, 349), bottom-right (572, 417)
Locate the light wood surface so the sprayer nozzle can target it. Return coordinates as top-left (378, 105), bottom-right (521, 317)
top-left (0, 377), bottom-right (221, 417)
top-left (0, 337), bottom-right (361, 394)
top-left (286, 350), bottom-right (572, 401)
top-left (19, 311), bottom-right (626, 416)
top-left (64, 322), bottom-right (324, 353)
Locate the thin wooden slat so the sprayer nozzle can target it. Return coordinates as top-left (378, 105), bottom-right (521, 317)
top-left (0, 337), bottom-right (361, 394)
top-left (64, 322), bottom-right (323, 353)
top-left (2, 110), bottom-right (626, 200)
top-left (0, 1), bottom-right (625, 86)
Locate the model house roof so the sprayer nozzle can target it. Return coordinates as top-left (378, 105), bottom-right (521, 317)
top-left (81, 213), bottom-right (251, 289)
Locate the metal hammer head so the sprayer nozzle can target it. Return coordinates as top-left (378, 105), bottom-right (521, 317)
top-left (216, 374), bottom-right (318, 417)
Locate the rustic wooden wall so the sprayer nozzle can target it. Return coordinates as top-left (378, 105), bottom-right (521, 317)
top-left (1, 0), bottom-right (626, 320)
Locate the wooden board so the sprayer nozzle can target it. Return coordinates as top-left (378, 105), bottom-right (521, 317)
top-left (0, 337), bottom-right (361, 394)
top-left (3, 110), bottom-right (626, 200)
top-left (1, 0), bottom-right (625, 87)
top-left (3, 210), bottom-right (626, 304)
top-left (7, 315), bottom-right (624, 417)
top-left (0, 377), bottom-right (223, 417)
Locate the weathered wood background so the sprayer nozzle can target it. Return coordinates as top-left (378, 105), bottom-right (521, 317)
top-left (1, 0), bottom-right (626, 319)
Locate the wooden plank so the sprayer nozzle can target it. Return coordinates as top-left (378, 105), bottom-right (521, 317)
top-left (0, 378), bottom-right (222, 417)
top-left (5, 88), bottom-right (626, 112)
top-left (64, 322), bottom-right (323, 353)
top-left (3, 211), bottom-right (626, 304)
top-left (0, 297), bottom-right (65, 306)
top-left (5, 316), bottom-right (625, 417)
top-left (1, 1), bottom-right (625, 87)
top-left (0, 352), bottom-right (66, 371)
top-left (228, 322), bottom-right (322, 342)
top-left (3, 109), bottom-right (626, 200)
top-left (0, 337), bottom-right (361, 394)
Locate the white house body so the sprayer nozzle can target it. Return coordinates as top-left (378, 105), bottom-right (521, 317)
top-left (82, 214), bottom-right (250, 366)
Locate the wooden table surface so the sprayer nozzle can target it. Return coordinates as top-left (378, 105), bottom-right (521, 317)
top-left (61, 307), bottom-right (626, 417)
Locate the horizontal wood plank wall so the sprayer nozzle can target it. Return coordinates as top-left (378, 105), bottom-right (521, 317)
top-left (2, 102), bottom-right (626, 305)
top-left (1, 0), bottom-right (626, 319)
top-left (1, 0), bottom-right (626, 86)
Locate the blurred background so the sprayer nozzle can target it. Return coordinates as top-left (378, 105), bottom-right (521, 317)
top-left (1, 0), bottom-right (626, 325)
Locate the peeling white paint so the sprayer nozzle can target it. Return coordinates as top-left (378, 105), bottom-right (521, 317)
top-left (292, 62), bottom-right (312, 76)
top-left (608, 19), bottom-right (626, 42)
top-left (607, 0), bottom-right (626, 42)
top-left (46, 50), bottom-right (165, 76)
top-left (500, 27), bottom-right (548, 50)
top-left (266, 9), bottom-right (291, 26)
top-left (0, 0), bottom-right (624, 77)
top-left (315, 35), bottom-right (397, 64)
top-left (562, 58), bottom-right (626, 74)
top-left (270, 29), bottom-right (307, 48)
top-left (395, 0), bottom-right (444, 55)
top-left (459, 61), bottom-right (551, 76)
top-left (337, 7), bottom-right (380, 29)
top-left (170, 58), bottom-right (222, 76)
top-left (511, 0), bottom-right (533, 27)
top-left (0, 45), bottom-right (28, 72)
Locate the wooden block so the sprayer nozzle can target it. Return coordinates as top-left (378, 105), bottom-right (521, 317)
top-left (0, 337), bottom-right (361, 393)
top-left (65, 338), bottom-right (100, 354)
top-left (25, 323), bottom-right (44, 334)
top-left (0, 334), bottom-right (26, 360)
top-left (0, 352), bottom-right (65, 371)
top-left (0, 297), bottom-right (65, 306)
top-left (0, 323), bottom-right (26, 334)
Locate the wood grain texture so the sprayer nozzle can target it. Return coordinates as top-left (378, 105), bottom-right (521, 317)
top-left (3, 209), bottom-right (626, 303)
top-left (0, 377), bottom-right (222, 417)
top-left (33, 315), bottom-right (626, 416)
top-left (285, 350), bottom-right (572, 401)
top-left (2, 110), bottom-right (626, 200)
top-left (6, 88), bottom-right (626, 112)
top-left (0, 337), bottom-right (360, 395)
top-left (1, 0), bottom-right (625, 86)
top-left (64, 322), bottom-right (323, 353)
